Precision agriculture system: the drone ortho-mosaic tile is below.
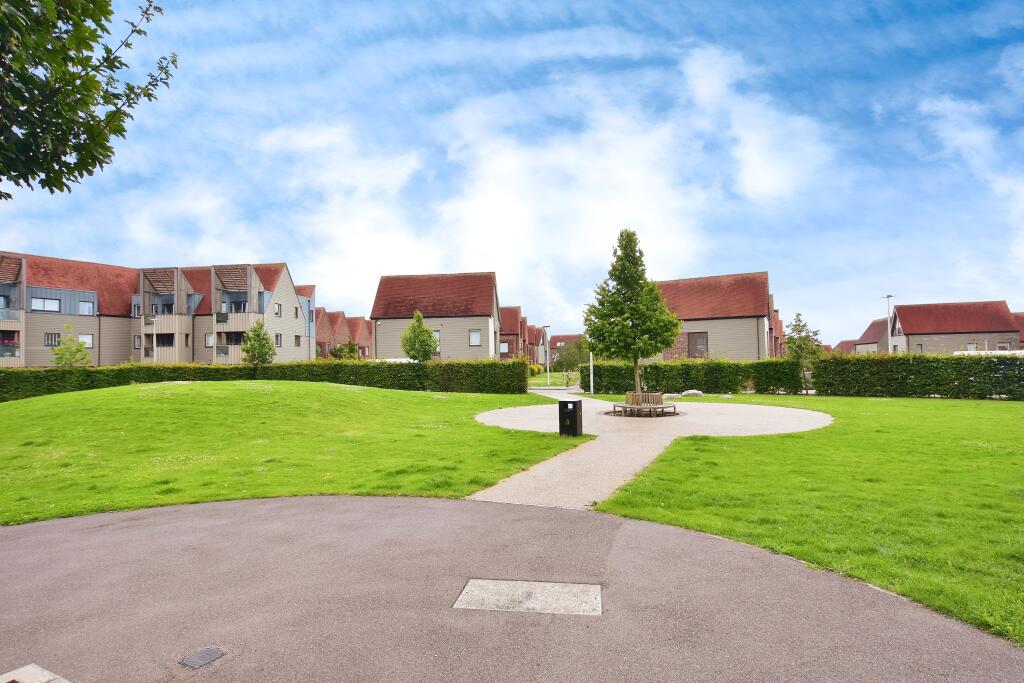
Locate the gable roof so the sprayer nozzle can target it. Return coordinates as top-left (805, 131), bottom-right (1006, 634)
top-left (657, 272), bottom-right (771, 320)
top-left (855, 318), bottom-right (888, 345)
top-left (549, 334), bottom-right (582, 350)
top-left (182, 268), bottom-right (213, 315)
top-left (253, 263), bottom-right (285, 292)
top-left (527, 325), bottom-right (544, 345)
top-left (23, 253), bottom-right (138, 316)
top-left (893, 301), bottom-right (1018, 335)
top-left (328, 311), bottom-right (351, 344)
top-left (371, 272), bottom-right (497, 319)
top-left (295, 284), bottom-right (316, 299)
top-left (348, 316), bottom-right (371, 346)
top-left (834, 339), bottom-right (856, 354)
top-left (315, 307), bottom-right (332, 345)
top-left (499, 306), bottom-right (522, 335)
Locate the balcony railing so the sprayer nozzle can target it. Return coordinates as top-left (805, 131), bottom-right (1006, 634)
top-left (144, 347), bottom-right (154, 358)
top-left (216, 313), bottom-right (229, 324)
top-left (216, 345), bottom-right (229, 356)
top-left (0, 308), bottom-right (20, 321)
top-left (143, 315), bottom-right (155, 326)
top-left (0, 346), bottom-right (20, 357)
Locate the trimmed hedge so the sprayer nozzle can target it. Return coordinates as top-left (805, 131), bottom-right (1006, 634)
top-left (813, 354), bottom-right (1024, 400)
top-left (0, 359), bottom-right (529, 403)
top-left (578, 359), bottom-right (803, 394)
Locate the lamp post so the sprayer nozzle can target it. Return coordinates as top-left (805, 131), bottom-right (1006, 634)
top-left (883, 294), bottom-right (894, 322)
top-left (542, 325), bottom-right (550, 386)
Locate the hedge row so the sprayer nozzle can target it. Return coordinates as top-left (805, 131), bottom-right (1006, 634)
top-left (578, 359), bottom-right (803, 394)
top-left (813, 354), bottom-right (1024, 400)
top-left (0, 359), bottom-right (529, 403)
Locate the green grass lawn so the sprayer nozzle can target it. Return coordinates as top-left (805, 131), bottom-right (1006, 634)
top-left (529, 370), bottom-right (577, 387)
top-left (0, 381), bottom-right (587, 525)
top-left (594, 393), bottom-right (1024, 646)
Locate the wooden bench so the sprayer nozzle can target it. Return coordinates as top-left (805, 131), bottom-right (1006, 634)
top-left (612, 391), bottom-right (677, 417)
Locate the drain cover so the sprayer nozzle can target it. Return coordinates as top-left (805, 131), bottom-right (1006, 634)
top-left (454, 579), bottom-right (602, 616)
top-left (178, 646), bottom-right (225, 670)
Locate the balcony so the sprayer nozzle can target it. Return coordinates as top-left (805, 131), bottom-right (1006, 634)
top-left (144, 347), bottom-right (154, 358)
top-left (0, 345), bottom-right (20, 358)
top-left (0, 308), bottom-right (20, 321)
top-left (143, 315), bottom-right (155, 326)
top-left (216, 345), bottom-right (229, 356)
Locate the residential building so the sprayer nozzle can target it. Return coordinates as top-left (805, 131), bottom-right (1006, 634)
top-left (853, 317), bottom-right (889, 354)
top-left (499, 306), bottom-right (525, 359)
top-left (1016, 313), bottom-right (1024, 345)
top-left (889, 301), bottom-right (1021, 353)
top-left (549, 334), bottom-right (583, 361)
top-left (526, 324), bottom-right (549, 365)
top-left (833, 340), bottom-right (856, 354)
top-left (347, 316), bottom-right (374, 359)
top-left (0, 252), bottom-right (315, 367)
top-left (370, 272), bottom-right (500, 360)
top-left (656, 272), bottom-right (782, 360)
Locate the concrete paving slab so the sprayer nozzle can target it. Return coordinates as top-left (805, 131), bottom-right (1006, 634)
top-left (453, 579), bottom-right (602, 616)
top-left (470, 391), bottom-right (832, 508)
top-left (1, 497), bottom-right (1021, 682)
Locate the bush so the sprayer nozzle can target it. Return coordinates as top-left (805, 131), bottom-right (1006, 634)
top-left (0, 359), bottom-right (529, 402)
top-left (578, 359), bottom-right (802, 394)
top-left (813, 354), bottom-right (1024, 400)
top-left (529, 364), bottom-right (543, 376)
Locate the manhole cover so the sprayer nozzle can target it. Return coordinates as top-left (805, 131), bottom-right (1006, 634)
top-left (178, 646), bottom-right (225, 670)
top-left (453, 579), bottom-right (601, 616)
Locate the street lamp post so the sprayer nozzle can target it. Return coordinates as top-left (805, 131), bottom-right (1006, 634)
top-left (542, 325), bottom-right (550, 386)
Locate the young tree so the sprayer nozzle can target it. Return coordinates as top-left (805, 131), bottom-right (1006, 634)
top-left (329, 340), bottom-right (359, 360)
top-left (0, 1), bottom-right (177, 200)
top-left (241, 319), bottom-right (276, 373)
top-left (401, 310), bottom-right (438, 362)
top-left (584, 229), bottom-right (680, 394)
top-left (785, 312), bottom-right (822, 393)
top-left (552, 336), bottom-right (589, 373)
top-left (51, 323), bottom-right (90, 367)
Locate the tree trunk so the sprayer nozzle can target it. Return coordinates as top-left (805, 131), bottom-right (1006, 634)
top-left (633, 356), bottom-right (641, 394)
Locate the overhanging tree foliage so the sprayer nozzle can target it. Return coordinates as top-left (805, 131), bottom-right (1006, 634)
top-left (0, 0), bottom-right (177, 200)
top-left (583, 229), bottom-right (680, 393)
top-left (401, 310), bottom-right (439, 362)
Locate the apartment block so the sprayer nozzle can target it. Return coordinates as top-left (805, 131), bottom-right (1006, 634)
top-left (0, 252), bottom-right (315, 367)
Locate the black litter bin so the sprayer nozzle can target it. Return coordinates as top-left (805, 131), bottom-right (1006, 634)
top-left (559, 399), bottom-right (583, 437)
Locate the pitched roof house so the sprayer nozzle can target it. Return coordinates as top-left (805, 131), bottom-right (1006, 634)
top-left (549, 334), bottom-right (583, 360)
top-left (370, 272), bottom-right (500, 359)
top-left (1015, 312), bottom-right (1024, 343)
top-left (499, 305), bottom-right (524, 360)
top-left (854, 317), bottom-right (889, 354)
top-left (656, 272), bottom-right (781, 360)
top-left (833, 339), bottom-right (856, 354)
top-left (890, 301), bottom-right (1021, 353)
top-left (346, 316), bottom-right (374, 359)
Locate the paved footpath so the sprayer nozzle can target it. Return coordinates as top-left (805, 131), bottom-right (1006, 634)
top-left (470, 390), bottom-right (832, 508)
top-left (3, 497), bottom-right (1022, 682)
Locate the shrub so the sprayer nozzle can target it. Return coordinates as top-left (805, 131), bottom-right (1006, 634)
top-left (0, 359), bottom-right (529, 402)
top-left (578, 358), bottom-right (802, 394)
top-left (812, 354), bottom-right (1024, 400)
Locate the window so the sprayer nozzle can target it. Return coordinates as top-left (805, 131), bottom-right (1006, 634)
top-left (78, 300), bottom-right (94, 315)
top-left (432, 329), bottom-right (441, 344)
top-left (468, 329), bottom-right (481, 347)
top-left (557, 341), bottom-right (565, 347)
top-left (31, 297), bottom-right (60, 312)
top-left (966, 342), bottom-right (978, 352)
top-left (997, 342), bottom-right (1010, 351)
top-left (224, 332), bottom-right (244, 345)
top-left (221, 301), bottom-right (247, 313)
top-left (0, 294), bottom-right (9, 309)
top-left (44, 332), bottom-right (60, 347)
top-left (132, 303), bottom-right (141, 318)
top-left (274, 303), bottom-right (282, 317)
top-left (205, 333), bottom-right (214, 348)
top-left (184, 334), bottom-right (190, 347)
top-left (294, 306), bottom-right (299, 318)
top-left (892, 345), bottom-right (899, 353)
top-left (687, 332), bottom-right (708, 358)
top-left (294, 335), bottom-right (301, 347)
top-left (76, 334), bottom-right (94, 348)
top-left (134, 335), bottom-right (142, 349)
top-left (275, 333), bottom-right (282, 347)
top-left (915, 344), bottom-right (923, 353)
top-left (151, 302), bottom-right (173, 315)
top-left (155, 334), bottom-right (174, 347)
top-left (500, 341), bottom-right (509, 353)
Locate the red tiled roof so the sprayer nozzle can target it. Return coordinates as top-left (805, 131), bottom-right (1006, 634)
top-left (315, 307), bottom-right (331, 345)
top-left (253, 263), bottom-right (285, 292)
top-left (820, 344), bottom-right (833, 353)
top-left (527, 325), bottom-right (544, 345)
top-left (24, 254), bottom-right (138, 316)
top-left (855, 318), bottom-right (888, 345)
top-left (499, 306), bottom-right (522, 335)
top-left (348, 316), bottom-right (372, 346)
top-left (371, 272), bottom-right (497, 319)
top-left (893, 301), bottom-right (1018, 335)
top-left (549, 334), bottom-right (582, 350)
top-left (834, 340), bottom-right (856, 354)
top-left (182, 267), bottom-right (213, 315)
top-left (1013, 312), bottom-right (1024, 342)
top-left (657, 272), bottom-right (770, 320)
top-left (328, 311), bottom-right (351, 344)
top-left (295, 284), bottom-right (316, 298)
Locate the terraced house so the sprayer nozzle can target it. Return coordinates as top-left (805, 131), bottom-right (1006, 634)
top-left (0, 252), bottom-right (315, 367)
top-left (889, 301), bottom-right (1022, 354)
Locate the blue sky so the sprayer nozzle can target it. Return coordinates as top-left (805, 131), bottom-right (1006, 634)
top-left (3, 1), bottom-right (1024, 344)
